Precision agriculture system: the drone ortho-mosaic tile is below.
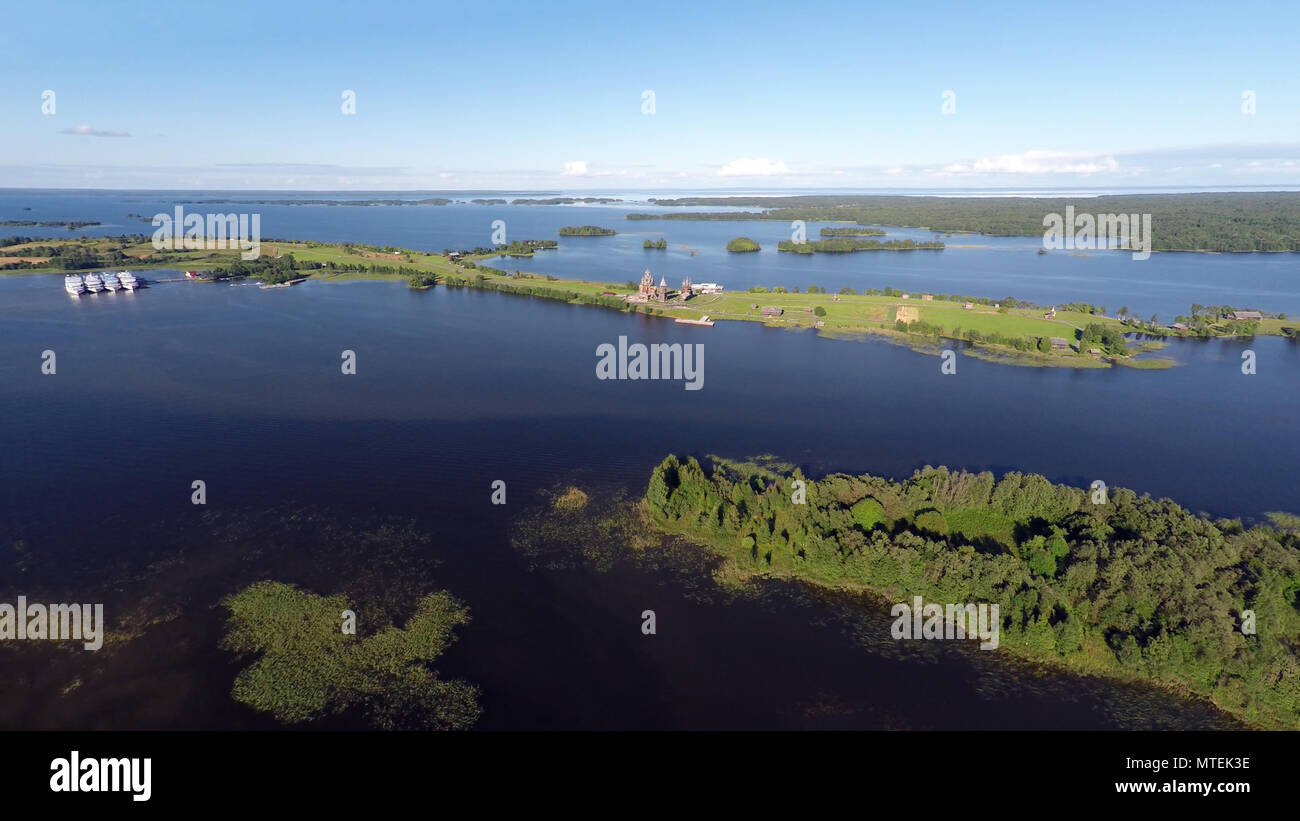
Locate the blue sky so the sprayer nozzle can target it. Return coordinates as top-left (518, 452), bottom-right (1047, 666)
top-left (3, 0), bottom-right (1299, 190)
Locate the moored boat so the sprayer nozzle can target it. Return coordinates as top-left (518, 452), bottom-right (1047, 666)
top-left (64, 274), bottom-right (86, 296)
top-left (83, 273), bottom-right (104, 293)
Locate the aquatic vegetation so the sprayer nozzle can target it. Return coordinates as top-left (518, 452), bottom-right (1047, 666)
top-left (553, 487), bottom-right (590, 512)
top-left (221, 581), bottom-right (480, 729)
top-left (511, 487), bottom-right (653, 571)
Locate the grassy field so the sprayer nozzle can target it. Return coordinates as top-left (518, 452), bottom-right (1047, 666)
top-left (9, 236), bottom-right (1288, 368)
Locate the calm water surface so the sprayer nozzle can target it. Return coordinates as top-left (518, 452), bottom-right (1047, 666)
top-left (1, 273), bottom-right (1293, 730)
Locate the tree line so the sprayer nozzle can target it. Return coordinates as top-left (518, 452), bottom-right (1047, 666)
top-left (646, 455), bottom-right (1300, 728)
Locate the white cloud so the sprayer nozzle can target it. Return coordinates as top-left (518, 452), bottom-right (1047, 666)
top-left (59, 124), bottom-right (131, 138)
top-left (940, 150), bottom-right (1118, 176)
top-left (717, 157), bottom-right (794, 177)
top-left (562, 160), bottom-right (590, 176)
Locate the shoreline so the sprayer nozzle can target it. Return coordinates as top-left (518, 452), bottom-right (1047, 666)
top-left (6, 237), bottom-right (1292, 369)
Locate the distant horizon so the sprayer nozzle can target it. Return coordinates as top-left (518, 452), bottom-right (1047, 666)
top-left (4, 184), bottom-right (1300, 197)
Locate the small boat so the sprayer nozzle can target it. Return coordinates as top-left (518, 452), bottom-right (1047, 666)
top-left (675, 315), bottom-right (715, 327)
top-left (64, 274), bottom-right (86, 296)
top-left (184, 270), bottom-right (201, 279)
top-left (83, 273), bottom-right (105, 293)
top-left (116, 271), bottom-right (139, 291)
top-left (100, 271), bottom-right (121, 292)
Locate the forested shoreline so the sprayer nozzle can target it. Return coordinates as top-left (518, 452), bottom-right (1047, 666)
top-left (630, 192), bottom-right (1300, 252)
top-left (645, 455), bottom-right (1300, 728)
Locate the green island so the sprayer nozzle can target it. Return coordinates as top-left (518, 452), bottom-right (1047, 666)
top-left (643, 237), bottom-right (668, 249)
top-left (181, 197), bottom-right (452, 206)
top-left (515, 197), bottom-right (621, 205)
top-left (497, 239), bottom-right (558, 257)
top-left (558, 225), bottom-right (616, 236)
top-left (0, 220), bottom-right (101, 229)
top-left (220, 580), bottom-right (480, 729)
top-left (778, 238), bottom-right (945, 253)
top-left (629, 192), bottom-right (1300, 252)
top-left (820, 226), bottom-right (886, 237)
top-left (643, 455), bottom-right (1300, 729)
top-left (726, 237), bottom-right (761, 252)
top-left (5, 236), bottom-right (1293, 368)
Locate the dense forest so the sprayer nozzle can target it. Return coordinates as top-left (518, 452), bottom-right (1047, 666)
top-left (820, 226), bottom-right (886, 237)
top-left (0, 220), bottom-right (100, 229)
top-left (208, 253), bottom-right (303, 283)
top-left (645, 455), bottom-right (1300, 728)
top-left (558, 225), bottom-right (616, 236)
top-left (777, 238), bottom-right (945, 253)
top-left (631, 193), bottom-right (1300, 252)
top-left (726, 237), bottom-right (761, 252)
top-left (514, 197), bottom-right (621, 205)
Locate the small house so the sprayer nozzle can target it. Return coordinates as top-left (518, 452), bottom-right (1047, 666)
top-left (963, 302), bottom-right (974, 310)
top-left (901, 293), bottom-right (910, 300)
top-left (761, 306), bottom-right (783, 317)
top-left (921, 294), bottom-right (934, 301)
top-left (1050, 337), bottom-right (1070, 351)
top-left (1171, 322), bottom-right (1188, 331)
top-left (1231, 310), bottom-right (1263, 321)
top-left (1087, 347), bottom-right (1101, 355)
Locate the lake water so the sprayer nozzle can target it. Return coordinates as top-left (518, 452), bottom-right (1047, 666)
top-left (4, 189), bottom-right (1300, 319)
top-left (0, 190), bottom-right (1296, 730)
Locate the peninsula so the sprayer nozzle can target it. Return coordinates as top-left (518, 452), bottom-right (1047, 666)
top-left (6, 236), bottom-right (1292, 369)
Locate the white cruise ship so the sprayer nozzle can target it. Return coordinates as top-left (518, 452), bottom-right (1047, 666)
top-left (116, 271), bottom-right (139, 291)
top-left (83, 273), bottom-right (105, 293)
top-left (100, 271), bottom-right (121, 292)
top-left (64, 274), bottom-right (86, 296)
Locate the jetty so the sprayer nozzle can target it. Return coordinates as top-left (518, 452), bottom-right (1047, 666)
top-left (259, 278), bottom-right (307, 290)
top-left (675, 315), bottom-right (715, 327)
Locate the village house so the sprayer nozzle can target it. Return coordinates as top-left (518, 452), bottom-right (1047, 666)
top-left (964, 302), bottom-right (974, 310)
top-left (1231, 310), bottom-right (1263, 321)
top-left (921, 294), bottom-right (934, 301)
top-left (1044, 307), bottom-right (1056, 319)
top-left (1049, 337), bottom-right (1070, 351)
top-left (761, 306), bottom-right (783, 317)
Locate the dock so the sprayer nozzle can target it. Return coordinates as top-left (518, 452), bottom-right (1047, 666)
top-left (674, 315), bottom-right (715, 327)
